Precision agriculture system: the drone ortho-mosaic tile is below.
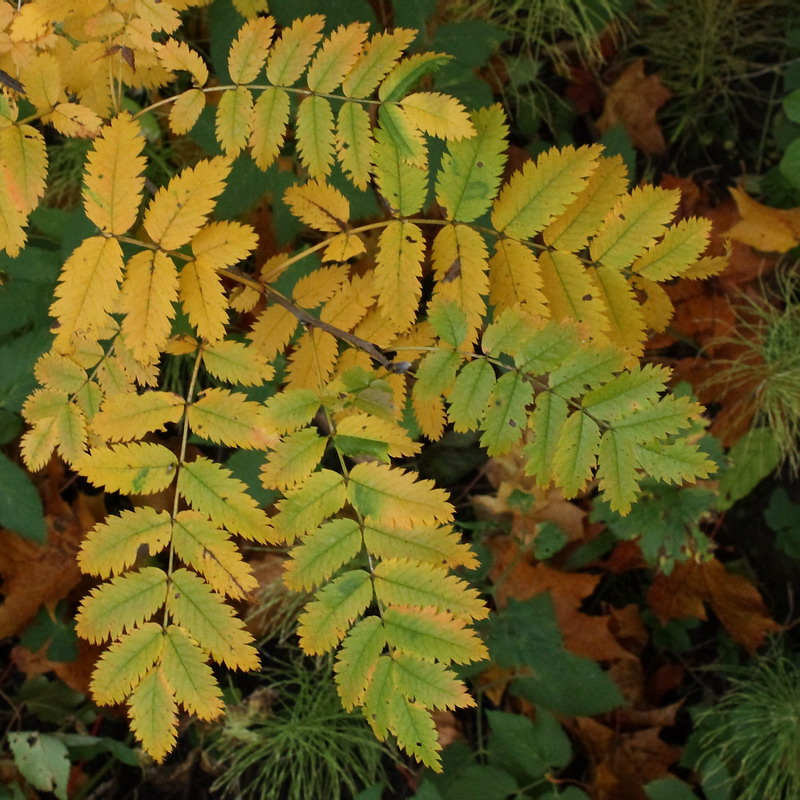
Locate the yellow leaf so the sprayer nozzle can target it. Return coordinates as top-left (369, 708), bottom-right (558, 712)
top-left (0, 125), bottom-right (47, 215)
top-left (399, 92), bottom-right (474, 140)
top-left (201, 339), bottom-right (275, 386)
top-left (188, 387), bottom-right (278, 449)
top-left (589, 185), bottom-right (679, 269)
top-left (169, 89), bottom-right (205, 135)
top-left (215, 86), bottom-right (254, 156)
top-left (79, 507), bottom-right (172, 578)
top-left (143, 157), bottom-right (231, 250)
top-left (292, 264), bottom-right (349, 307)
top-left (51, 236), bottom-right (123, 353)
top-left (55, 401), bottom-right (88, 464)
top-left (363, 521), bottom-right (478, 569)
top-left (171, 510), bottom-right (257, 599)
top-left (90, 623), bottom-right (164, 705)
top-left (120, 250), bottom-right (179, 365)
top-left (227, 16), bottom-right (275, 85)
top-left (431, 224), bottom-right (488, 343)
top-left (413, 390), bottom-right (446, 441)
top-left (632, 276), bottom-right (674, 333)
top-left (249, 86), bottom-right (290, 169)
top-left (91, 390), bottom-right (184, 442)
top-left (20, 418), bottom-right (59, 471)
top-left (192, 221), bottom-right (258, 268)
top-left (285, 328), bottom-right (339, 390)
top-left (248, 302), bottom-right (298, 359)
top-left (336, 102), bottom-right (373, 189)
top-left (265, 14), bottom-right (325, 86)
top-left (0, 180), bottom-right (26, 256)
top-left (374, 220), bottom-right (425, 333)
top-left (296, 95), bottom-right (335, 179)
top-left (76, 567), bottom-right (169, 644)
top-left (179, 258), bottom-right (228, 342)
top-left (725, 187), bottom-right (800, 253)
top-left (589, 265), bottom-right (647, 358)
top-left (83, 114), bottom-right (146, 236)
top-left (542, 154), bottom-right (629, 252)
top-left (232, 0), bottom-right (269, 18)
top-left (20, 52), bottom-right (61, 112)
top-left (680, 255), bottom-right (728, 280)
top-left (166, 568), bottom-right (260, 670)
top-left (488, 238), bottom-right (548, 317)
top-left (492, 145), bottom-right (602, 240)
top-left (161, 625), bottom-right (224, 720)
top-left (128, 668), bottom-right (178, 763)
top-left (335, 412), bottom-right (420, 458)
top-left (260, 428), bottom-right (328, 491)
top-left (632, 217), bottom-right (711, 281)
top-left (51, 103), bottom-right (103, 138)
top-left (538, 249), bottom-right (609, 337)
top-left (75, 442), bottom-right (178, 494)
top-left (306, 23), bottom-right (369, 93)
top-left (158, 39), bottom-right (208, 86)
top-left (343, 28), bottom-right (416, 98)
top-left (285, 179), bottom-right (349, 232)
top-left (324, 232), bottom-right (366, 262)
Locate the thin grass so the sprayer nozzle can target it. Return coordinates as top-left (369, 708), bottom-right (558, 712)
top-left (698, 650), bottom-right (800, 799)
top-left (211, 658), bottom-right (387, 800)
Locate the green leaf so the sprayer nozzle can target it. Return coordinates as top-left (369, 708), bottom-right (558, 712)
top-left (0, 452), bottom-right (45, 541)
top-left (548, 348), bottom-right (623, 399)
top-left (523, 392), bottom-right (568, 487)
top-left (8, 733), bottom-right (69, 800)
top-left (283, 518), bottom-right (363, 591)
top-left (597, 429), bottom-right (640, 515)
top-left (644, 778), bottom-right (698, 800)
top-left (372, 124), bottom-right (427, 215)
top-left (448, 359), bottom-right (496, 432)
top-left (298, 569), bottom-right (373, 654)
top-left (481, 307), bottom-right (537, 359)
top-left (414, 349), bottom-right (462, 401)
top-left (391, 653), bottom-right (472, 709)
top-left (334, 616), bottom-right (386, 710)
top-left (379, 52), bottom-right (451, 102)
top-left (486, 709), bottom-right (571, 783)
top-left (487, 596), bottom-right (623, 716)
top-left (273, 468), bottom-right (347, 541)
top-left (479, 371), bottom-right (532, 456)
top-left (551, 411), bottom-right (600, 497)
top-left (389, 693), bottom-right (441, 770)
top-left (718, 426), bottom-right (781, 510)
top-left (516, 322), bottom-right (579, 373)
top-left (428, 299), bottom-right (468, 348)
top-left (435, 104), bottom-right (508, 222)
top-left (582, 364), bottom-right (670, 422)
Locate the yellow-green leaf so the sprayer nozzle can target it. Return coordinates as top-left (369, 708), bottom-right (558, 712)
top-left (188, 387), bottom-right (276, 449)
top-left (91, 391), bottom-right (183, 443)
top-left (227, 16), bottom-right (275, 84)
top-left (283, 518), bottom-right (362, 591)
top-left (334, 616), bottom-right (386, 710)
top-left (272, 468), bottom-right (347, 542)
top-left (76, 442), bottom-right (177, 495)
top-left (128, 667), bottom-right (178, 763)
top-left (215, 86), bottom-right (254, 156)
top-left (249, 87), bottom-right (290, 170)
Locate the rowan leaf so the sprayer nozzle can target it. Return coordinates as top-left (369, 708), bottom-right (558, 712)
top-left (632, 217), bottom-right (712, 281)
top-left (75, 442), bottom-right (177, 495)
top-left (128, 668), bottom-right (178, 763)
top-left (91, 391), bottom-right (183, 443)
top-left (188, 387), bottom-right (276, 449)
top-left (343, 28), bottom-right (416, 98)
top-left (362, 522), bottom-right (477, 569)
top-left (334, 616), bottom-right (386, 710)
top-left (76, 567), bottom-right (168, 644)
top-left (178, 456), bottom-right (275, 542)
top-left (0, 124), bottom-right (47, 215)
top-left (90, 622), bottom-right (164, 705)
top-left (79, 507), bottom-right (172, 578)
top-left (448, 359), bottom-right (497, 433)
top-left (249, 87), bottom-right (290, 169)
top-left (159, 625), bottom-right (224, 721)
top-left (283, 518), bottom-right (363, 591)
top-left (51, 236), bottom-right (123, 353)
top-left (296, 96), bottom-right (335, 179)
top-left (82, 114), bottom-right (146, 235)
top-left (169, 89), bottom-right (205, 135)
top-left (285, 179), bottom-right (349, 232)
top-left (297, 569), bottom-right (372, 654)
top-left (215, 86), bottom-right (254, 156)
top-left (378, 52), bottom-right (451, 102)
top-left (120, 250), bottom-right (179, 365)
top-left (551, 411), bottom-right (601, 498)
top-left (597, 429), bottom-right (639, 515)
top-left (273, 468), bottom-right (347, 542)
top-left (480, 371), bottom-right (533, 456)
top-left (171, 510), bottom-right (257, 599)
top-left (265, 15), bottom-right (325, 86)
top-left (337, 102), bottom-right (373, 189)
top-left (179, 258), bottom-right (228, 342)
top-left (306, 23), bottom-right (369, 93)
top-left (347, 463), bottom-right (453, 527)
top-left (143, 157), bottom-right (230, 250)
top-left (260, 428), bottom-right (328, 491)
top-left (375, 220), bottom-right (425, 332)
top-left (372, 126), bottom-right (427, 214)
top-left (523, 392), bottom-right (568, 488)
top-left (391, 653), bottom-right (475, 709)
top-left (373, 559), bottom-right (487, 621)
top-left (488, 237), bottom-right (548, 316)
top-left (166, 568), bottom-right (260, 670)
top-left (201, 339), bottom-right (274, 386)
top-left (492, 145), bottom-right (602, 239)
top-left (388, 694), bottom-right (441, 770)
top-left (228, 17), bottom-right (274, 84)
top-left (383, 606), bottom-right (488, 664)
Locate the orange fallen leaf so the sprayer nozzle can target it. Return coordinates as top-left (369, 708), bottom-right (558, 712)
top-left (648, 557), bottom-right (780, 652)
top-left (726, 187), bottom-right (800, 253)
top-left (597, 60), bottom-right (672, 155)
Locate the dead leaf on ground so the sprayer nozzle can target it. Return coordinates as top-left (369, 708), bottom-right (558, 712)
top-left (726, 187), bottom-right (800, 253)
top-left (597, 59), bottom-right (671, 155)
top-left (648, 557), bottom-right (781, 652)
top-left (11, 638), bottom-right (103, 696)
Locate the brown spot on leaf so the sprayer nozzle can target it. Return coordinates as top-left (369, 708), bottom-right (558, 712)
top-left (443, 258), bottom-right (461, 283)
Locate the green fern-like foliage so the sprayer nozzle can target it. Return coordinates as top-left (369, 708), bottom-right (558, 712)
top-left (4, 1), bottom-right (720, 770)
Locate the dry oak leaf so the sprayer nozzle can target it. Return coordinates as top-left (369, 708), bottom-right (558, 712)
top-left (726, 187), bottom-right (800, 253)
top-left (597, 60), bottom-right (672, 155)
top-left (487, 536), bottom-right (633, 663)
top-left (648, 557), bottom-right (780, 652)
top-left (573, 717), bottom-right (681, 800)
